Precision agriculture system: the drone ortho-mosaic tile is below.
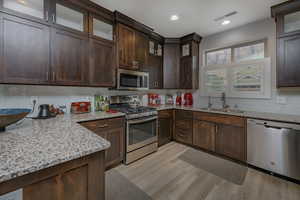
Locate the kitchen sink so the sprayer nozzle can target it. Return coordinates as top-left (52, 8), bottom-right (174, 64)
top-left (200, 107), bottom-right (245, 114)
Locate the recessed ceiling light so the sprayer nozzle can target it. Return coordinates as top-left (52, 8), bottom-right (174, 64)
top-left (170, 15), bottom-right (179, 21)
top-left (222, 20), bottom-right (231, 26)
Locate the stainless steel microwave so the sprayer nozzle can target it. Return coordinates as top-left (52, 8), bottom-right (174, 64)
top-left (117, 69), bottom-right (149, 90)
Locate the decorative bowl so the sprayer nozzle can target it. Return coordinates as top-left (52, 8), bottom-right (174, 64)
top-left (0, 109), bottom-right (31, 132)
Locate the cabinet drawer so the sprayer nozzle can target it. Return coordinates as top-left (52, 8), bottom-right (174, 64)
top-left (175, 119), bottom-right (193, 130)
top-left (193, 112), bottom-right (245, 127)
top-left (175, 110), bottom-right (193, 120)
top-left (81, 117), bottom-right (124, 132)
top-left (158, 110), bottom-right (173, 118)
top-left (174, 128), bottom-right (193, 145)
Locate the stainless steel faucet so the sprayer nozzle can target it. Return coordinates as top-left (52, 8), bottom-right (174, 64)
top-left (208, 96), bottom-right (213, 109)
top-left (221, 92), bottom-right (229, 109)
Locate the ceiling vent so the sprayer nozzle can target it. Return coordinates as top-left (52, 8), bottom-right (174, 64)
top-left (214, 11), bottom-right (238, 22)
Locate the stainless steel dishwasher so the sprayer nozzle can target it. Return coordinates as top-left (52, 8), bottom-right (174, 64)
top-left (247, 119), bottom-right (300, 180)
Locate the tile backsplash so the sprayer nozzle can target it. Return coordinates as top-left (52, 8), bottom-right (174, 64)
top-left (0, 84), bottom-right (186, 115)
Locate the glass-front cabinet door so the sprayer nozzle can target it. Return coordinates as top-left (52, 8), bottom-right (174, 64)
top-left (2, 0), bottom-right (46, 20)
top-left (54, 1), bottom-right (87, 32)
top-left (284, 11), bottom-right (300, 33)
top-left (91, 15), bottom-right (113, 41)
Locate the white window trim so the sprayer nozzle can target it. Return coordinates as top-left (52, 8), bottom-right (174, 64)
top-left (200, 58), bottom-right (272, 99)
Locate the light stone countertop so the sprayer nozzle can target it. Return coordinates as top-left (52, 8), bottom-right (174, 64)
top-left (153, 105), bottom-right (300, 124)
top-left (0, 112), bottom-right (125, 184)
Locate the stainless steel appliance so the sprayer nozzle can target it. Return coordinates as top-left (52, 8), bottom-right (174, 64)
top-left (110, 96), bottom-right (158, 164)
top-left (117, 69), bottom-right (149, 90)
top-left (247, 119), bottom-right (300, 180)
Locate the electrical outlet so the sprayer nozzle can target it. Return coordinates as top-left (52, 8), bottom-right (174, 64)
top-left (0, 189), bottom-right (22, 200)
top-left (277, 96), bottom-right (287, 105)
top-left (30, 96), bottom-right (38, 105)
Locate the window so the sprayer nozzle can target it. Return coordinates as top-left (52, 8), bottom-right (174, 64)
top-left (234, 42), bottom-right (264, 62)
top-left (206, 48), bottom-right (231, 65)
top-left (202, 40), bottom-right (271, 99)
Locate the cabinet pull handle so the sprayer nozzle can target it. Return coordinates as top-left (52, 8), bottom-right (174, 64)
top-left (98, 124), bottom-right (108, 128)
top-left (52, 72), bottom-right (55, 81)
top-left (45, 11), bottom-right (49, 22)
top-left (52, 14), bottom-right (56, 23)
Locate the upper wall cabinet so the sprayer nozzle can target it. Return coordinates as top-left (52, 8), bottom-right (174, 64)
top-left (163, 34), bottom-right (201, 90)
top-left (272, 0), bottom-right (300, 87)
top-left (117, 23), bottom-right (136, 70)
top-left (115, 11), bottom-right (153, 71)
top-left (0, 13), bottom-right (50, 84)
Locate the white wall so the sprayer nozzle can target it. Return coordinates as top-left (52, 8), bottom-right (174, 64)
top-left (194, 18), bottom-right (300, 115)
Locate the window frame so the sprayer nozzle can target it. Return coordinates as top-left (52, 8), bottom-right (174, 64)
top-left (204, 39), bottom-right (268, 66)
top-left (201, 39), bottom-right (271, 99)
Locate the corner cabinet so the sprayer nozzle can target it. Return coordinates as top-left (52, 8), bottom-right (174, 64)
top-left (272, 1), bottom-right (300, 87)
top-left (163, 33), bottom-right (201, 89)
top-left (80, 117), bottom-right (125, 169)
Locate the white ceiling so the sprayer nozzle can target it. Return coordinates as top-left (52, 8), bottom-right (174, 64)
top-left (91, 0), bottom-right (286, 37)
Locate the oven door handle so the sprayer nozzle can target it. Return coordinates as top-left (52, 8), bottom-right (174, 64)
top-left (127, 116), bottom-right (158, 125)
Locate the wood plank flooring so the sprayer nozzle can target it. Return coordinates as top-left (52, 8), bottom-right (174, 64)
top-left (114, 142), bottom-right (300, 200)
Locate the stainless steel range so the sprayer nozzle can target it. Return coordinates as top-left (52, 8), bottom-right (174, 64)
top-left (110, 96), bottom-right (158, 164)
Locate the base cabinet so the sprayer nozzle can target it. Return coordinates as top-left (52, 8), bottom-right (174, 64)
top-left (193, 120), bottom-right (216, 152)
top-left (192, 111), bottom-right (246, 162)
top-left (216, 124), bottom-right (246, 162)
top-left (80, 117), bottom-right (125, 169)
top-left (0, 152), bottom-right (105, 200)
top-left (158, 110), bottom-right (173, 147)
top-left (174, 110), bottom-right (193, 145)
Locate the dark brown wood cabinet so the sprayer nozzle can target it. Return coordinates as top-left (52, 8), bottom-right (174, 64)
top-left (163, 39), bottom-right (180, 89)
top-left (174, 110), bottom-right (193, 145)
top-left (158, 110), bottom-right (173, 147)
top-left (0, 151), bottom-right (105, 200)
top-left (216, 124), bottom-right (246, 162)
top-left (51, 28), bottom-right (89, 85)
top-left (193, 120), bottom-right (216, 152)
top-left (117, 23), bottom-right (136, 70)
top-left (179, 34), bottom-right (201, 89)
top-left (272, 0), bottom-right (300, 87)
top-left (163, 34), bottom-right (201, 89)
top-left (135, 31), bottom-right (149, 69)
top-left (0, 14), bottom-right (50, 84)
top-left (148, 55), bottom-right (163, 89)
top-left (80, 117), bottom-right (125, 169)
top-left (89, 39), bottom-right (115, 87)
top-left (193, 111), bottom-right (246, 162)
top-left (277, 34), bottom-right (300, 87)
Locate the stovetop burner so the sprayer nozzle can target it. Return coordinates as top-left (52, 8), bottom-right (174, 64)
top-left (110, 103), bottom-right (157, 119)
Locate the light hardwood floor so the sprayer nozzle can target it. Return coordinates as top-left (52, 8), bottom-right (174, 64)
top-left (115, 142), bottom-right (300, 200)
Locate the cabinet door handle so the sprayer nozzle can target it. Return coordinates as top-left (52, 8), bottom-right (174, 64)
top-left (98, 124), bottom-right (108, 128)
top-left (52, 72), bottom-right (56, 81)
top-left (45, 11), bottom-right (49, 22)
top-left (52, 14), bottom-right (56, 23)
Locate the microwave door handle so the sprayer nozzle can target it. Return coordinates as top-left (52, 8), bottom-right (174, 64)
top-left (128, 116), bottom-right (157, 125)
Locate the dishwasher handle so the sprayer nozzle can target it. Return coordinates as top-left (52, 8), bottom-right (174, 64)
top-left (248, 119), bottom-right (300, 131)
